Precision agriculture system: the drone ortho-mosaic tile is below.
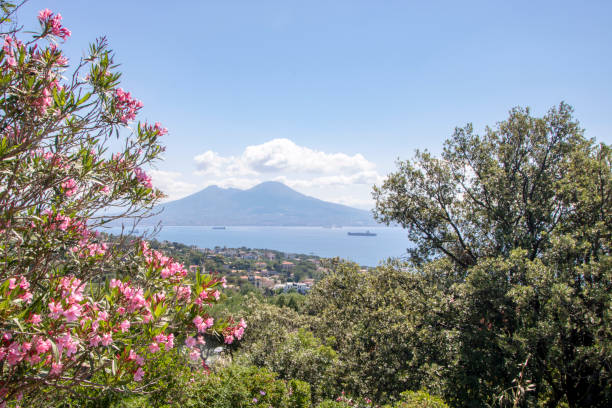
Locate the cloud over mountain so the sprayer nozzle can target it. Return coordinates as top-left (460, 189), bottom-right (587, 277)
top-left (191, 138), bottom-right (383, 208)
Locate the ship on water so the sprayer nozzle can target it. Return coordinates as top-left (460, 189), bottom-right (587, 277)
top-left (347, 230), bottom-right (376, 237)
top-left (212, 226), bottom-right (226, 230)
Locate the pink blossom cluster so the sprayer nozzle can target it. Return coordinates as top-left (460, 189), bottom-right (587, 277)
top-left (193, 287), bottom-right (221, 306)
top-left (114, 88), bottom-right (143, 124)
top-left (192, 315), bottom-right (214, 333)
top-left (42, 210), bottom-right (71, 231)
top-left (71, 240), bottom-right (108, 258)
top-left (61, 178), bottom-right (77, 196)
top-left (174, 285), bottom-right (192, 302)
top-left (37, 9), bottom-right (71, 40)
top-left (133, 167), bottom-right (152, 189)
top-left (2, 36), bottom-right (21, 69)
top-left (48, 276), bottom-right (85, 322)
top-left (143, 121), bottom-right (168, 137)
top-left (126, 350), bottom-right (146, 381)
top-left (149, 333), bottom-right (174, 353)
top-left (7, 275), bottom-right (33, 304)
top-left (110, 279), bottom-right (151, 318)
top-left (223, 318), bottom-right (247, 345)
top-left (0, 334), bottom-right (52, 367)
top-left (0, 329), bottom-right (83, 377)
top-left (29, 149), bottom-right (67, 168)
top-left (32, 87), bottom-right (53, 115)
top-left (41, 210), bottom-right (90, 241)
top-left (141, 241), bottom-right (188, 280)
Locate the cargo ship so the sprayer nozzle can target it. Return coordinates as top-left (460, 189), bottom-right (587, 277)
top-left (212, 226), bottom-right (226, 230)
top-left (347, 230), bottom-right (376, 237)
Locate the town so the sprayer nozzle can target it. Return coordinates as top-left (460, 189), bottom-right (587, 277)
top-left (147, 239), bottom-right (362, 294)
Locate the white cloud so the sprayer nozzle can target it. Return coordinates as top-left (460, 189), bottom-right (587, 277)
top-left (150, 138), bottom-right (385, 209)
top-left (149, 170), bottom-right (198, 202)
top-left (241, 138), bottom-right (376, 174)
top-left (193, 138), bottom-right (380, 184)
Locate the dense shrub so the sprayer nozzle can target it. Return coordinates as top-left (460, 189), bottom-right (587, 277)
top-left (0, 4), bottom-right (244, 405)
top-left (180, 364), bottom-right (311, 408)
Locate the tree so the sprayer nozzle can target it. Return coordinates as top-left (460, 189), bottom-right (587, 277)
top-left (373, 103), bottom-right (611, 407)
top-left (0, 5), bottom-right (244, 405)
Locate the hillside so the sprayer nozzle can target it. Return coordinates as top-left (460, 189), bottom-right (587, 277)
top-left (141, 181), bottom-right (376, 226)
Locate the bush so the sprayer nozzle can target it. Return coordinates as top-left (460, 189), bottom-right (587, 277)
top-left (181, 364), bottom-right (311, 408)
top-left (393, 390), bottom-right (449, 408)
top-left (0, 5), bottom-right (244, 405)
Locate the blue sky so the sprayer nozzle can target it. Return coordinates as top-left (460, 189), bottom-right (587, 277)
top-left (18, 0), bottom-right (612, 208)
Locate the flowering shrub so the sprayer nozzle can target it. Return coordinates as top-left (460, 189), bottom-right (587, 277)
top-left (0, 5), bottom-right (243, 405)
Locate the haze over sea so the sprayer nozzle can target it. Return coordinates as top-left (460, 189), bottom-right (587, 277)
top-left (104, 226), bottom-right (410, 267)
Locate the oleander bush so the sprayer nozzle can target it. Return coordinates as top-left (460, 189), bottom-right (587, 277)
top-left (0, 4), bottom-right (244, 405)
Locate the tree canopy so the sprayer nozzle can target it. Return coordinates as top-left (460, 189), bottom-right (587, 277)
top-left (372, 103), bottom-right (611, 407)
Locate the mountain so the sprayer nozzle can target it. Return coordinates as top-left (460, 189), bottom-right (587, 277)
top-left (141, 182), bottom-right (376, 226)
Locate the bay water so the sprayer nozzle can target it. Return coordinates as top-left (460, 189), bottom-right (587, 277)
top-left (103, 225), bottom-right (411, 266)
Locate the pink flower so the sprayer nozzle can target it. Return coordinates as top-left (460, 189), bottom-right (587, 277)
top-left (128, 349), bottom-right (145, 366)
top-left (211, 290), bottom-right (220, 301)
top-left (148, 342), bottom-right (160, 353)
top-left (35, 338), bottom-right (51, 354)
top-left (19, 291), bottom-right (33, 304)
top-left (61, 178), bottom-right (77, 196)
top-left (235, 326), bottom-right (244, 340)
top-left (100, 333), bottom-right (112, 346)
top-left (38, 9), bottom-right (53, 21)
top-left (165, 333), bottom-right (174, 349)
top-left (119, 320), bottom-right (130, 332)
top-left (6, 343), bottom-right (24, 366)
top-left (189, 350), bottom-right (200, 361)
top-left (18, 276), bottom-right (29, 290)
top-left (50, 361), bottom-right (63, 376)
top-left (29, 314), bottom-right (42, 326)
top-left (133, 167), bottom-right (152, 189)
top-left (185, 337), bottom-right (196, 348)
top-left (154, 122), bottom-right (168, 136)
top-left (38, 10), bottom-right (71, 40)
top-left (224, 335), bottom-right (234, 345)
top-left (89, 335), bottom-right (101, 347)
top-left (62, 304), bottom-right (82, 322)
top-left (193, 315), bottom-right (209, 333)
top-left (57, 333), bottom-right (77, 357)
top-left (48, 301), bottom-right (63, 318)
top-left (133, 367), bottom-right (144, 382)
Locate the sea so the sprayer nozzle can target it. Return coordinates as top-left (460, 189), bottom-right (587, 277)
top-left (101, 226), bottom-right (412, 267)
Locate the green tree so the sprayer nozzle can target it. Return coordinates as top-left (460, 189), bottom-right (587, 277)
top-left (373, 103), bottom-right (611, 407)
top-left (305, 261), bottom-right (448, 403)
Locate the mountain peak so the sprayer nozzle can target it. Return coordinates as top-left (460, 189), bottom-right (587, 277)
top-left (247, 181), bottom-right (297, 193)
top-left (146, 181), bottom-right (376, 226)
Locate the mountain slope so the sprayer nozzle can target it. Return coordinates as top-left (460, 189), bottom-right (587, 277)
top-left (143, 182), bottom-right (375, 226)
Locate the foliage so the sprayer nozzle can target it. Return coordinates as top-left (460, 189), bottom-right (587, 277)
top-left (0, 5), bottom-right (244, 405)
top-left (372, 103), bottom-right (611, 407)
top-left (177, 364), bottom-right (311, 408)
top-left (268, 291), bottom-right (306, 312)
top-left (305, 261), bottom-right (449, 403)
top-left (316, 393), bottom-right (379, 408)
top-left (392, 390), bottom-right (449, 408)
